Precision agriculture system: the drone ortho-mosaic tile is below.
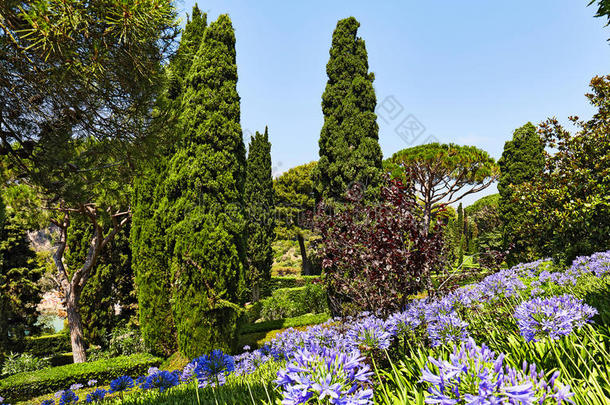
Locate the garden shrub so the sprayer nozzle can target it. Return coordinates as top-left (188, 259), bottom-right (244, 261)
top-left (20, 333), bottom-right (71, 357)
top-left (315, 179), bottom-right (445, 316)
top-left (0, 353), bottom-right (162, 402)
top-left (1, 352), bottom-right (50, 377)
top-left (259, 283), bottom-right (327, 321)
top-left (262, 275), bottom-right (321, 297)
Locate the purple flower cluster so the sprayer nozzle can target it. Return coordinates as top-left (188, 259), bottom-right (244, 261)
top-left (188, 349), bottom-right (235, 388)
top-left (514, 294), bottom-right (597, 342)
top-left (421, 338), bottom-right (574, 404)
top-left (275, 347), bottom-right (373, 405)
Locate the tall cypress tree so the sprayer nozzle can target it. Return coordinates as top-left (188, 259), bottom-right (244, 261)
top-left (131, 6), bottom-right (207, 356)
top-left (245, 127), bottom-right (275, 302)
top-left (313, 17), bottom-right (383, 204)
top-left (498, 122), bottom-right (544, 264)
top-left (164, 14), bottom-right (246, 358)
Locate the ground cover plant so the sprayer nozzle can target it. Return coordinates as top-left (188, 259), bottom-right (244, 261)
top-left (5, 250), bottom-right (609, 404)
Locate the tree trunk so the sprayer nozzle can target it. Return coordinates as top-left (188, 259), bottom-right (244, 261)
top-left (251, 283), bottom-right (261, 302)
top-left (66, 292), bottom-right (87, 363)
top-left (297, 232), bottom-right (311, 276)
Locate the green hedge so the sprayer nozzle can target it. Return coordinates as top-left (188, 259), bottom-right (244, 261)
top-left (240, 312), bottom-right (330, 335)
top-left (22, 333), bottom-right (71, 357)
top-left (259, 283), bottom-right (327, 321)
top-left (0, 353), bottom-right (162, 402)
top-left (262, 275), bottom-right (321, 297)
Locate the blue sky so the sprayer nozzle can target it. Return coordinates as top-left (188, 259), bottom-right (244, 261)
top-left (179, 0), bottom-right (610, 205)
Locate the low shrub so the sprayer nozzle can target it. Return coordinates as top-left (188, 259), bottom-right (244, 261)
top-left (240, 312), bottom-right (330, 336)
top-left (1, 352), bottom-right (51, 377)
top-left (259, 283), bottom-right (327, 321)
top-left (0, 353), bottom-right (162, 402)
top-left (262, 275), bottom-right (321, 297)
top-left (15, 333), bottom-right (71, 357)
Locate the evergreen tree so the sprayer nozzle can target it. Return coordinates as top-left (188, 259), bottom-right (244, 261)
top-left (164, 14), bottom-right (246, 358)
top-left (131, 6), bottom-right (207, 356)
top-left (313, 17), bottom-right (382, 204)
top-left (456, 203), bottom-right (464, 265)
top-left (245, 127), bottom-right (275, 302)
top-left (0, 196), bottom-right (43, 350)
top-left (498, 122), bottom-right (544, 264)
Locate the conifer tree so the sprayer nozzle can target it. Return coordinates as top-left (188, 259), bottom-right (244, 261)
top-left (131, 6), bottom-right (207, 356)
top-left (245, 127), bottom-right (275, 302)
top-left (313, 17), bottom-right (383, 204)
top-left (498, 122), bottom-right (544, 264)
top-left (164, 14), bottom-right (246, 358)
top-left (0, 196), bottom-right (43, 350)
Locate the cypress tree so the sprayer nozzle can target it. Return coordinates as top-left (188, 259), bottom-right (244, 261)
top-left (313, 17), bottom-right (383, 204)
top-left (164, 14), bottom-right (246, 358)
top-left (131, 6), bottom-right (207, 356)
top-left (0, 196), bottom-right (43, 350)
top-left (498, 122), bottom-right (544, 264)
top-left (245, 127), bottom-right (275, 302)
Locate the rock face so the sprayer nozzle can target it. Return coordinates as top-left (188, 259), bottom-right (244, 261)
top-left (37, 290), bottom-right (66, 318)
top-left (27, 225), bottom-right (58, 253)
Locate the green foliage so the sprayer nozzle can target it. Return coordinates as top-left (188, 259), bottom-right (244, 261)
top-left (65, 215), bottom-right (136, 347)
top-left (513, 77), bottom-right (610, 263)
top-left (0, 196), bottom-right (43, 351)
top-left (258, 284), bottom-right (328, 321)
top-left (0, 353), bottom-right (162, 402)
top-left (88, 325), bottom-right (147, 361)
top-left (313, 17), bottom-right (383, 204)
top-left (262, 275), bottom-right (322, 297)
top-left (239, 313), bottom-right (331, 336)
top-left (498, 122), bottom-right (545, 264)
top-left (19, 333), bottom-right (71, 358)
top-left (464, 194), bottom-right (503, 259)
top-left (164, 14), bottom-right (247, 359)
top-left (132, 5), bottom-right (207, 357)
top-left (245, 127), bottom-right (275, 302)
top-left (273, 161), bottom-right (317, 237)
top-left (1, 352), bottom-right (50, 377)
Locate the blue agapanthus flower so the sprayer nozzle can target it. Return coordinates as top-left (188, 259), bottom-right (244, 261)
top-left (141, 370), bottom-right (180, 392)
top-left (58, 390), bottom-right (79, 405)
top-left (275, 347), bottom-right (373, 405)
top-left (426, 312), bottom-right (470, 347)
top-left (41, 400), bottom-right (54, 405)
top-left (514, 294), bottom-right (597, 342)
top-left (421, 338), bottom-right (574, 404)
top-left (109, 375), bottom-right (134, 393)
top-left (190, 349), bottom-right (235, 387)
top-left (346, 315), bottom-right (394, 352)
top-left (85, 389), bottom-right (106, 403)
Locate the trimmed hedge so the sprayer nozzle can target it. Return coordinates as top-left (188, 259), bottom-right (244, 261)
top-left (19, 333), bottom-right (71, 357)
top-left (259, 284), bottom-right (328, 321)
top-left (262, 276), bottom-right (321, 297)
top-left (0, 353), bottom-right (162, 402)
top-left (240, 312), bottom-right (330, 335)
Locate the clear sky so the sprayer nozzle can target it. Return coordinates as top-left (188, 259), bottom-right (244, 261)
top-left (179, 0), bottom-right (610, 205)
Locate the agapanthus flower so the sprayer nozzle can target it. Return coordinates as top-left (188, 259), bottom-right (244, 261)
top-left (141, 370), bottom-right (180, 392)
top-left (275, 347), bottom-right (373, 405)
top-left (85, 389), bottom-right (106, 403)
top-left (58, 389), bottom-right (79, 405)
top-left (109, 375), bottom-right (134, 393)
top-left (69, 383), bottom-right (83, 391)
top-left (514, 294), bottom-right (597, 342)
top-left (41, 400), bottom-right (54, 405)
top-left (426, 312), bottom-right (469, 347)
top-left (346, 315), bottom-right (394, 352)
top-left (87, 379), bottom-right (97, 387)
top-left (421, 338), bottom-right (573, 404)
top-left (190, 349), bottom-right (235, 387)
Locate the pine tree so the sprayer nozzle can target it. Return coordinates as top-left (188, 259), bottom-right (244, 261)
top-left (65, 216), bottom-right (135, 346)
top-left (131, 6), bottom-right (207, 356)
top-left (498, 122), bottom-right (544, 264)
top-left (313, 17), bottom-right (383, 204)
top-left (0, 196), bottom-right (43, 350)
top-left (164, 14), bottom-right (246, 358)
top-left (245, 127), bottom-right (275, 302)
